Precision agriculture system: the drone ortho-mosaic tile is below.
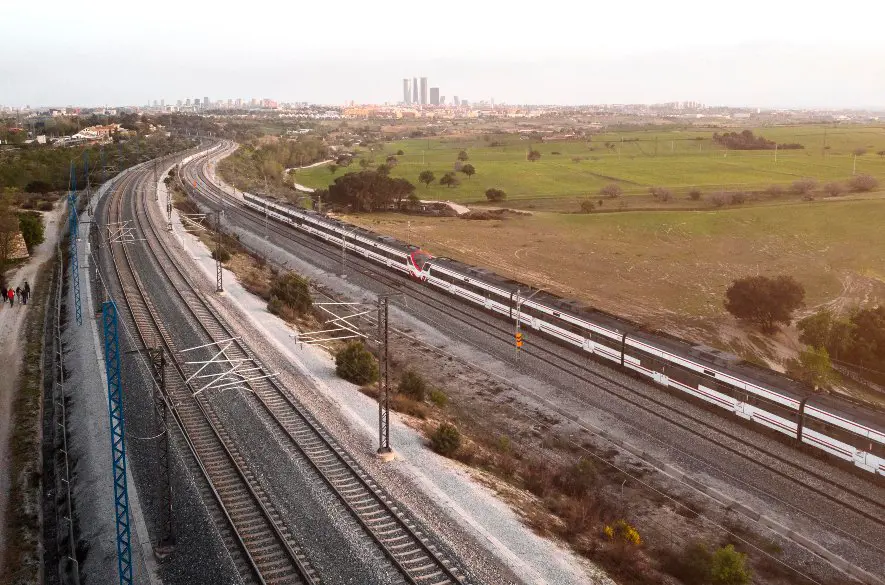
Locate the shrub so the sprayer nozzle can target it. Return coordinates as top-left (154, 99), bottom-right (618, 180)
top-left (398, 370), bottom-right (427, 401)
top-left (710, 544), bottom-right (751, 585)
top-left (440, 172), bottom-right (460, 188)
top-left (211, 247), bottom-right (231, 263)
top-left (603, 519), bottom-right (641, 546)
top-left (335, 341), bottom-right (379, 385)
top-left (662, 541), bottom-right (714, 585)
top-left (688, 189), bottom-right (702, 201)
top-left (429, 388), bottom-right (448, 407)
top-left (457, 150), bottom-right (469, 161)
top-left (848, 174), bottom-right (878, 192)
top-left (791, 179), bottom-right (817, 194)
top-left (37, 200), bottom-right (54, 211)
top-left (580, 200), bottom-right (595, 213)
top-left (824, 182), bottom-right (845, 197)
top-left (730, 191), bottom-right (747, 205)
top-left (765, 184), bottom-right (784, 197)
top-left (649, 186), bottom-right (673, 202)
top-left (599, 183), bottom-right (622, 198)
top-left (396, 149), bottom-right (404, 155)
top-left (485, 188), bottom-right (506, 202)
top-left (711, 192), bottom-right (731, 207)
top-left (522, 459), bottom-right (553, 497)
top-left (430, 422), bottom-right (461, 456)
top-left (269, 272), bottom-right (312, 315)
top-left (554, 458), bottom-right (597, 498)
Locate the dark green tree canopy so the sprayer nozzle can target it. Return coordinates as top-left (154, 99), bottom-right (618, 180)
top-left (326, 170), bottom-right (415, 211)
top-left (724, 275), bottom-right (805, 332)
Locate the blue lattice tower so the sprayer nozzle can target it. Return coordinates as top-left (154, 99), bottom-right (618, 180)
top-left (68, 162), bottom-right (82, 326)
top-left (102, 301), bottom-right (133, 585)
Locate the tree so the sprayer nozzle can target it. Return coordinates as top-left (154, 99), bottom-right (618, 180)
top-left (418, 170), bottom-right (435, 187)
top-left (709, 545), bottom-right (751, 585)
top-left (724, 275), bottom-right (805, 332)
top-left (359, 158), bottom-right (371, 169)
top-left (792, 179), bottom-right (817, 195)
top-left (847, 306), bottom-right (885, 368)
top-left (877, 150), bottom-right (885, 157)
top-left (689, 189), bottom-right (703, 201)
top-left (439, 172), bottom-right (460, 188)
top-left (485, 188), bottom-right (506, 202)
top-left (17, 212), bottom-right (44, 252)
top-left (649, 186), bottom-right (673, 202)
top-left (460, 163), bottom-right (476, 179)
top-left (376, 163), bottom-right (391, 176)
top-left (326, 170), bottom-right (415, 212)
top-left (385, 155), bottom-right (398, 167)
top-left (328, 164), bottom-right (339, 175)
top-left (798, 310), bottom-right (855, 360)
top-left (527, 149), bottom-right (541, 162)
top-left (848, 174), bottom-right (878, 192)
top-left (795, 346), bottom-right (837, 389)
top-left (335, 341), bottom-right (379, 385)
top-left (457, 150), bottom-right (469, 162)
top-left (599, 183), bottom-right (622, 198)
top-left (580, 200), bottom-right (595, 213)
top-left (824, 182), bottom-right (845, 197)
top-left (396, 149), bottom-right (405, 156)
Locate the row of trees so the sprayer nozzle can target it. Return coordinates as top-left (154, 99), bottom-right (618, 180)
top-left (798, 307), bottom-right (885, 373)
top-left (712, 130), bottom-right (803, 151)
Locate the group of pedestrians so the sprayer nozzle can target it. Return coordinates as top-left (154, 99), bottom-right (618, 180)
top-left (5, 281), bottom-right (31, 307)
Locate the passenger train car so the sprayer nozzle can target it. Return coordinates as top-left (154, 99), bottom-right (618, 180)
top-left (242, 192), bottom-right (885, 477)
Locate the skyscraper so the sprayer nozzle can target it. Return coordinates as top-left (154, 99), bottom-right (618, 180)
top-left (402, 78), bottom-right (411, 104)
top-left (420, 77), bottom-right (428, 105)
top-left (185, 98), bottom-right (191, 106)
top-left (454, 96), bottom-right (460, 106)
top-left (412, 77), bottom-right (418, 104)
top-left (430, 87), bottom-right (440, 106)
top-left (203, 97), bottom-right (209, 107)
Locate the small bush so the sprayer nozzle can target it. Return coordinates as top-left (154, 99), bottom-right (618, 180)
top-left (711, 192), bottom-right (731, 207)
top-left (269, 272), bottom-right (312, 315)
top-left (579, 200), bottom-right (595, 213)
top-left (730, 191), bottom-right (747, 205)
top-left (37, 200), bottom-right (54, 211)
top-left (791, 179), bottom-right (817, 195)
top-left (397, 370), bottom-right (427, 401)
top-left (649, 186), bottom-right (673, 202)
top-left (430, 422), bottom-right (461, 456)
top-left (429, 388), bottom-right (448, 407)
top-left (396, 149), bottom-right (404, 155)
top-left (662, 541), bottom-right (714, 585)
top-left (688, 189), bottom-right (702, 201)
top-left (710, 544), bottom-right (751, 585)
top-left (522, 458), bottom-right (553, 497)
top-left (211, 247), bottom-right (231, 263)
top-left (335, 341), bottom-right (379, 385)
top-left (603, 519), bottom-right (641, 546)
top-left (848, 174), bottom-right (878, 192)
top-left (554, 458), bottom-right (597, 498)
top-left (824, 182), bottom-right (845, 197)
top-left (18, 212), bottom-right (44, 252)
top-left (765, 184), bottom-right (784, 197)
top-left (599, 183), bottom-right (622, 198)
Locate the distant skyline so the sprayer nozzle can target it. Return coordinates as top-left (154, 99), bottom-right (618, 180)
top-left (2, 0), bottom-right (884, 109)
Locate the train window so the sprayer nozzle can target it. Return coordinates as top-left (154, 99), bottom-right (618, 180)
top-left (703, 369), bottom-right (716, 377)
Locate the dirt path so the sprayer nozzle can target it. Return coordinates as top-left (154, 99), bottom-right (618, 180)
top-left (0, 204), bottom-right (63, 572)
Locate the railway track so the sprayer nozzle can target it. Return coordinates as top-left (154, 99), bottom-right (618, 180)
top-left (182, 145), bottom-right (885, 559)
top-left (105, 171), bottom-right (319, 585)
top-left (109, 158), bottom-right (469, 585)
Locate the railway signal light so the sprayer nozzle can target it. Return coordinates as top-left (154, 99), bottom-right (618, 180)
top-left (515, 332), bottom-right (523, 348)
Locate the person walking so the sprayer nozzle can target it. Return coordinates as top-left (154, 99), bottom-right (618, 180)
top-left (7, 287), bottom-right (14, 307)
top-left (15, 286), bottom-right (23, 307)
top-left (23, 281), bottom-right (30, 305)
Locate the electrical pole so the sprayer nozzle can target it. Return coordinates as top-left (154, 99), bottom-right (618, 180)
top-left (215, 211), bottom-right (224, 293)
top-left (148, 348), bottom-right (175, 555)
top-left (377, 296), bottom-right (391, 455)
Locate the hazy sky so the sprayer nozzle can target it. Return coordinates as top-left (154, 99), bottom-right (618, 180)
top-left (2, 0), bottom-right (884, 108)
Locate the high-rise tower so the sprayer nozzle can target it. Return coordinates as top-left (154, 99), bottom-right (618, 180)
top-left (420, 77), bottom-right (428, 105)
top-left (430, 87), bottom-right (440, 106)
top-left (403, 78), bottom-right (411, 104)
top-left (412, 77), bottom-right (418, 104)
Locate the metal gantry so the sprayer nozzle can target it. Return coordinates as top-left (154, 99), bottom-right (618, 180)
top-left (101, 301), bottom-right (133, 585)
top-left (68, 162), bottom-right (82, 326)
top-left (180, 337), bottom-right (278, 398)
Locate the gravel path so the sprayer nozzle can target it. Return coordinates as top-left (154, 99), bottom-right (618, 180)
top-left (0, 204), bottom-right (64, 571)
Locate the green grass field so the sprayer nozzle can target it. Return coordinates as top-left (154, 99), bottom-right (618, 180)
top-left (294, 126), bottom-right (885, 210)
